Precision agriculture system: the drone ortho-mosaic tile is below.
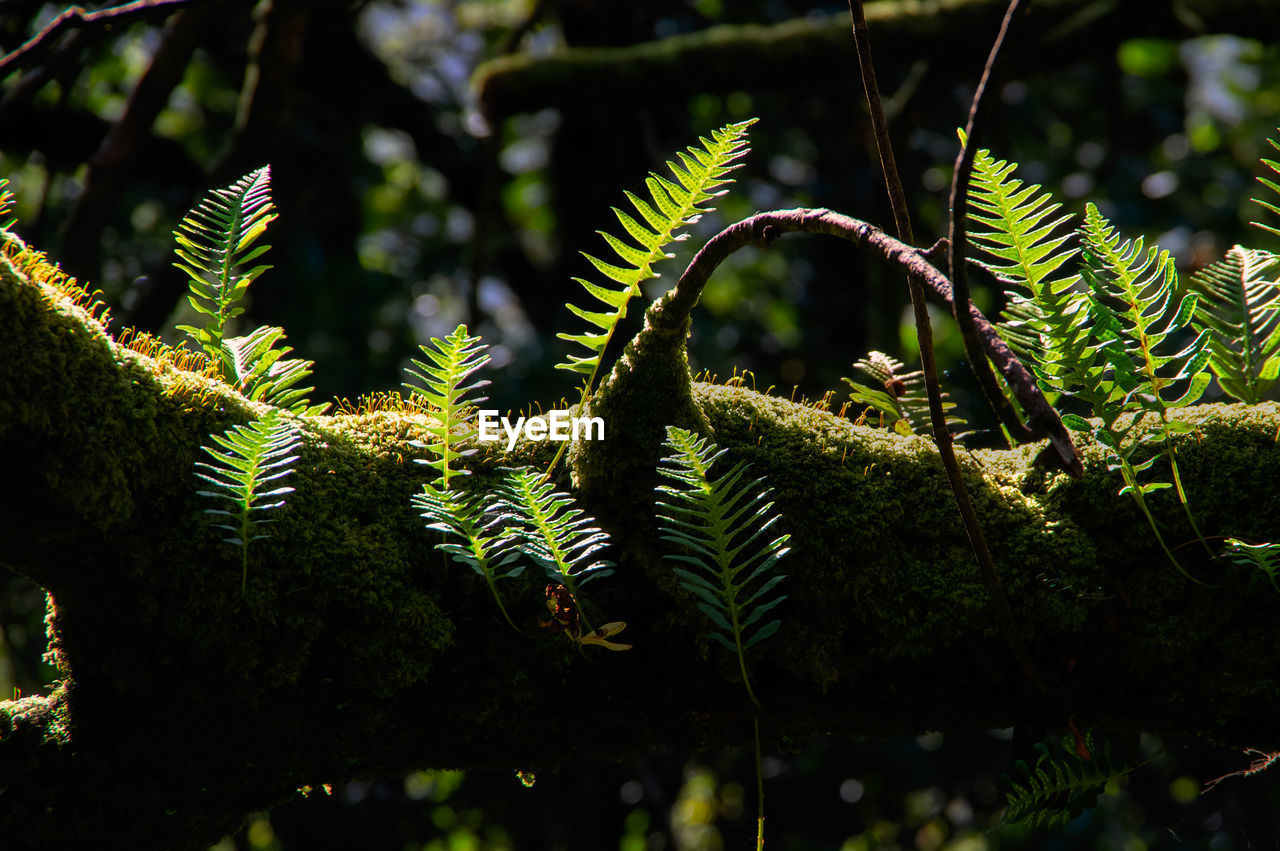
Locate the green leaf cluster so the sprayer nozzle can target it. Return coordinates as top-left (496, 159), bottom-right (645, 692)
top-left (654, 426), bottom-right (789, 709)
top-left (193, 409), bottom-right (301, 593)
top-left (966, 144), bottom-right (1215, 578)
top-left (404, 324), bottom-right (491, 489)
top-left (557, 119), bottom-right (756, 395)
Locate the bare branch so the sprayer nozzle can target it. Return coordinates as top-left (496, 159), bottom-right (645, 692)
top-left (849, 0), bottom-right (1047, 695)
top-left (0, 0), bottom-right (209, 79)
top-left (649, 207), bottom-right (1082, 478)
top-left (947, 0), bottom-right (1027, 439)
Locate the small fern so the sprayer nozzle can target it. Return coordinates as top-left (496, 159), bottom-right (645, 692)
top-left (174, 166), bottom-right (277, 362)
top-left (654, 426), bottom-right (789, 710)
top-left (842, 350), bottom-right (965, 436)
top-left (222, 325), bottom-right (328, 416)
top-left (495, 467), bottom-right (614, 618)
top-left (193, 409), bottom-right (301, 593)
top-left (412, 483), bottom-right (524, 630)
top-left (1187, 246), bottom-right (1280, 403)
top-left (1253, 128), bottom-right (1280, 239)
top-left (554, 120), bottom-right (756, 444)
top-left (1223, 538), bottom-right (1280, 594)
top-left (1003, 730), bottom-right (1139, 830)
top-left (404, 324), bottom-right (491, 490)
top-left (967, 146), bottom-right (1211, 580)
top-left (1077, 203), bottom-right (1213, 567)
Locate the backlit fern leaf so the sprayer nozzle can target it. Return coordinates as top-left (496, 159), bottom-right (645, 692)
top-left (1254, 129), bottom-right (1280, 239)
top-left (193, 409), bottom-right (301, 594)
top-left (557, 120), bottom-right (756, 397)
top-left (174, 166), bottom-right (276, 362)
top-left (404, 325), bottom-right (491, 490)
top-left (1223, 538), bottom-right (1280, 594)
top-left (967, 135), bottom-right (1080, 305)
top-left (1072, 203), bottom-right (1212, 578)
top-left (654, 426), bottom-right (789, 710)
top-left (222, 325), bottom-right (328, 415)
top-left (496, 467), bottom-right (614, 607)
top-left (413, 483), bottom-right (523, 630)
top-left (1187, 246), bottom-right (1280, 403)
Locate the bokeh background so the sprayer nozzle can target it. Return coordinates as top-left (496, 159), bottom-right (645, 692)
top-left (2, 0), bottom-right (1280, 847)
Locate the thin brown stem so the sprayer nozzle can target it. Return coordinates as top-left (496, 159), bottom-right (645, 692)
top-left (847, 0), bottom-right (913, 245)
top-left (0, 0), bottom-right (209, 79)
top-left (948, 0), bottom-right (1028, 437)
top-left (849, 2), bottom-right (1048, 692)
top-left (651, 209), bottom-right (1081, 477)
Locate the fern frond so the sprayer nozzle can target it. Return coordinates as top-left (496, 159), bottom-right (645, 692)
top-left (556, 120), bottom-right (756, 394)
top-left (495, 467), bottom-right (614, 610)
top-left (413, 482), bottom-right (524, 630)
top-left (404, 325), bottom-right (491, 490)
top-left (1076, 203), bottom-right (1213, 577)
top-left (967, 138), bottom-right (1080, 306)
top-left (1253, 129), bottom-right (1280, 239)
top-left (841, 350), bottom-right (965, 436)
top-left (654, 426), bottom-right (789, 710)
top-left (174, 166), bottom-right (277, 362)
top-left (1187, 246), bottom-right (1280, 403)
top-left (1223, 538), bottom-right (1280, 594)
top-left (0, 178), bottom-right (15, 231)
top-left (1081, 203), bottom-right (1212, 413)
top-left (221, 325), bottom-right (329, 415)
top-left (193, 409), bottom-right (301, 593)
top-left (1003, 731), bottom-right (1137, 830)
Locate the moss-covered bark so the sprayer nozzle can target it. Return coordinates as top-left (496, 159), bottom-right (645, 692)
top-left (3, 242), bottom-right (1280, 848)
top-left (473, 0), bottom-right (1280, 122)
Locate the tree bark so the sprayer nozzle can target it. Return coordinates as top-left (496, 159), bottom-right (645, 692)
top-left (473, 0), bottom-right (1280, 121)
top-left (2, 233), bottom-right (1280, 848)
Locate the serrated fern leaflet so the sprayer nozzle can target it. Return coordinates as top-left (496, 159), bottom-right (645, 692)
top-left (174, 166), bottom-right (277, 362)
top-left (193, 409), bottom-right (301, 593)
top-left (1187, 246), bottom-right (1280, 403)
top-left (552, 120), bottom-right (756, 475)
top-left (1253, 128), bottom-right (1280, 239)
top-left (654, 426), bottom-right (789, 710)
top-left (404, 324), bottom-right (491, 490)
top-left (496, 467), bottom-right (614, 623)
top-left (413, 483), bottom-right (524, 630)
top-left (1002, 730), bottom-right (1141, 830)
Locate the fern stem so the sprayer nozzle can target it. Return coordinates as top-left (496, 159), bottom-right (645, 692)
top-left (1120, 461), bottom-right (1206, 585)
top-left (754, 714), bottom-right (765, 851)
top-left (947, 0), bottom-right (1033, 440)
top-left (484, 571), bottom-right (520, 632)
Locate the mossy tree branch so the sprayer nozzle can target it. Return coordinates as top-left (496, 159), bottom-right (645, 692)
top-left (2, 245), bottom-right (1280, 848)
top-left (473, 0), bottom-right (1280, 122)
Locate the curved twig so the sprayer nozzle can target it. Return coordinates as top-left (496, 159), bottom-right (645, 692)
top-left (948, 0), bottom-right (1026, 437)
top-left (651, 209), bottom-right (1081, 478)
